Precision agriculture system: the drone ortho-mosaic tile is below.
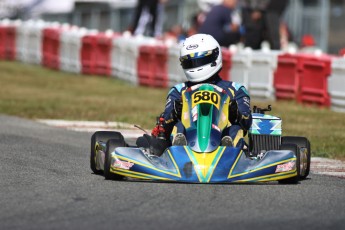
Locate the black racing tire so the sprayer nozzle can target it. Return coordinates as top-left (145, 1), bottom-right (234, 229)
top-left (282, 136), bottom-right (311, 180)
top-left (90, 131), bottom-right (125, 175)
top-left (278, 143), bottom-right (300, 184)
top-left (104, 138), bottom-right (126, 180)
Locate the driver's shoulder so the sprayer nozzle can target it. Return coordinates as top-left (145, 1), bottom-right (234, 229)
top-left (168, 82), bottom-right (186, 94)
top-left (219, 81), bottom-right (246, 91)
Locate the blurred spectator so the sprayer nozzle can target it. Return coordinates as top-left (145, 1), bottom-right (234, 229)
top-left (186, 13), bottom-right (203, 37)
top-left (164, 24), bottom-right (186, 43)
top-left (264, 0), bottom-right (290, 50)
top-left (241, 0), bottom-right (269, 49)
top-left (279, 21), bottom-right (294, 50)
top-left (187, 1), bottom-right (221, 37)
top-left (198, 0), bottom-right (242, 47)
top-left (241, 0), bottom-right (289, 50)
top-left (129, 0), bottom-right (159, 37)
top-left (198, 0), bottom-right (223, 13)
top-left (155, 0), bottom-right (169, 37)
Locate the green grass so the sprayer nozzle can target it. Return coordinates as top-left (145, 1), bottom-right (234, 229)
top-left (1, 61), bottom-right (344, 159)
top-left (0, 61), bottom-right (168, 126)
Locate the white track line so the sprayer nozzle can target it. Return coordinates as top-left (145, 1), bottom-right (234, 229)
top-left (311, 157), bottom-right (345, 178)
top-left (37, 119), bottom-right (148, 138)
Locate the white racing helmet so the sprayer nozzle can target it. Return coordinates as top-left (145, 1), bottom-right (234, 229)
top-left (180, 34), bottom-right (222, 82)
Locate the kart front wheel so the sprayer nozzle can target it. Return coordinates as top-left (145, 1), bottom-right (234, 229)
top-left (278, 143), bottom-right (300, 184)
top-left (281, 136), bottom-right (311, 180)
top-left (104, 138), bottom-right (126, 180)
top-left (90, 131), bottom-right (124, 175)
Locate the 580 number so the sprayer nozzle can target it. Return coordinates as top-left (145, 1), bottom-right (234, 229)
top-left (192, 91), bottom-right (220, 108)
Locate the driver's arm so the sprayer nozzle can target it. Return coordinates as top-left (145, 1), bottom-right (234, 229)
top-left (154, 84), bottom-right (184, 139)
top-left (234, 86), bottom-right (252, 131)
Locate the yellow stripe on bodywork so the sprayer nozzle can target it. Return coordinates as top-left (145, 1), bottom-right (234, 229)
top-left (255, 172), bottom-right (298, 182)
top-left (228, 158), bottom-right (296, 179)
top-left (184, 146), bottom-right (225, 182)
top-left (232, 129), bottom-right (243, 147)
top-left (112, 150), bottom-right (182, 178)
top-left (111, 168), bottom-right (173, 181)
top-left (228, 150), bottom-right (244, 178)
top-left (236, 171), bottom-right (297, 182)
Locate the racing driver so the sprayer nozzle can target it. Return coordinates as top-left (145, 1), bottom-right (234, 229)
top-left (137, 33), bottom-right (252, 156)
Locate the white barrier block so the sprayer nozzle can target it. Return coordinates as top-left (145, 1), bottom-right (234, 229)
top-left (26, 20), bottom-right (47, 65)
top-left (60, 27), bottom-right (87, 73)
top-left (16, 20), bottom-right (32, 62)
top-left (167, 43), bottom-right (186, 87)
top-left (230, 49), bottom-right (252, 89)
top-left (329, 58), bottom-right (345, 112)
top-left (248, 50), bottom-right (281, 100)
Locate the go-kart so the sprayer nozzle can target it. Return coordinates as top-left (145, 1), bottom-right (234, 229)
top-left (90, 83), bottom-right (311, 183)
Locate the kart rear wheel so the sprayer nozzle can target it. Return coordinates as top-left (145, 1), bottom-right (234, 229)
top-left (90, 131), bottom-right (124, 175)
top-left (278, 143), bottom-right (300, 184)
top-left (282, 136), bottom-right (311, 180)
top-left (104, 138), bottom-right (126, 180)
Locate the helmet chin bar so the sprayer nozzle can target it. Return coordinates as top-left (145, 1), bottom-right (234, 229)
top-left (188, 67), bottom-right (203, 73)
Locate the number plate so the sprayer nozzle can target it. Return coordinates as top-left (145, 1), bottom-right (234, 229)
top-left (191, 90), bottom-right (220, 109)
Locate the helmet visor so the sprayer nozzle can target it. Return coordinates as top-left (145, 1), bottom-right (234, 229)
top-left (180, 47), bottom-right (219, 69)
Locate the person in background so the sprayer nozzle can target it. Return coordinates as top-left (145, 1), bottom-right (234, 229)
top-left (187, 0), bottom-right (219, 37)
top-left (164, 24), bottom-right (186, 43)
top-left (264, 0), bottom-right (290, 50)
top-left (240, 0), bottom-right (269, 49)
top-left (198, 0), bottom-right (242, 47)
top-left (130, 0), bottom-right (159, 37)
top-left (154, 0), bottom-right (169, 38)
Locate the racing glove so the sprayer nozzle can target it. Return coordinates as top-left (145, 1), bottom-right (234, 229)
top-left (151, 117), bottom-right (166, 139)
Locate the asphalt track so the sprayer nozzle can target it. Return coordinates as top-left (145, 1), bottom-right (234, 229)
top-left (1, 115), bottom-right (345, 230)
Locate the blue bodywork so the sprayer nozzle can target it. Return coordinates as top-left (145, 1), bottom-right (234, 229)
top-left (111, 145), bottom-right (296, 183)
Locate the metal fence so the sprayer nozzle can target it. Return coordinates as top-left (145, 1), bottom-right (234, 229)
top-left (284, 0), bottom-right (330, 52)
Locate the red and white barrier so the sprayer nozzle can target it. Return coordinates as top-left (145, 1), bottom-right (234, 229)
top-left (1, 19), bottom-right (345, 113)
top-left (111, 35), bottom-right (156, 85)
top-left (137, 43), bottom-right (169, 87)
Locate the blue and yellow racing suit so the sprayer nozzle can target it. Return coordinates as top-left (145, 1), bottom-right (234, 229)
top-left (161, 75), bottom-right (252, 147)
